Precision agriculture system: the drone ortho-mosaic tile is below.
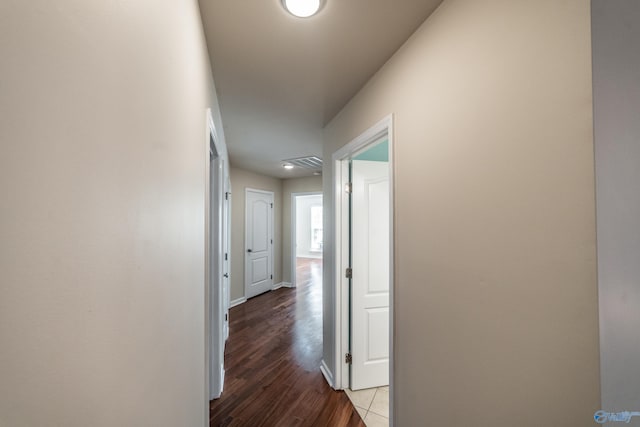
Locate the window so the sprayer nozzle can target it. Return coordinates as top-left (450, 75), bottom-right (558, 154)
top-left (310, 205), bottom-right (323, 251)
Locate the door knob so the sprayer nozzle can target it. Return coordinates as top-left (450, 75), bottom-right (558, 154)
top-left (223, 273), bottom-right (229, 278)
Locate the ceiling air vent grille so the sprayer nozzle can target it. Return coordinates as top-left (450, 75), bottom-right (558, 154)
top-left (284, 156), bottom-right (323, 170)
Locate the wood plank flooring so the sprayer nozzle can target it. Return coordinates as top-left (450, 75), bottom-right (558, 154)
top-left (210, 258), bottom-right (364, 427)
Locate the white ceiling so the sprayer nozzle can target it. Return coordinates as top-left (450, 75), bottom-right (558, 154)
top-left (199, 0), bottom-right (443, 178)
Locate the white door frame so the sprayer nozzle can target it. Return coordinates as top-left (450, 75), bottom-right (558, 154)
top-left (205, 109), bottom-right (227, 403)
top-left (223, 177), bottom-right (231, 342)
top-left (244, 188), bottom-right (275, 298)
top-left (291, 191), bottom-right (323, 288)
top-left (332, 114), bottom-right (394, 416)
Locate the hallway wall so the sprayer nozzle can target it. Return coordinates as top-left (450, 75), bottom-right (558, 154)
top-left (322, 0), bottom-right (600, 425)
top-left (229, 167), bottom-right (283, 301)
top-left (0, 1), bottom-right (222, 426)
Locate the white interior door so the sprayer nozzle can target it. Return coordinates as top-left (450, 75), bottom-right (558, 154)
top-left (245, 189), bottom-right (274, 299)
top-left (351, 160), bottom-right (390, 390)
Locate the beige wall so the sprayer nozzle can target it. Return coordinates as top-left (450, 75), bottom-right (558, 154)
top-left (229, 167), bottom-right (283, 301)
top-left (0, 1), bottom-right (220, 426)
top-left (282, 176), bottom-right (323, 284)
top-left (323, 0), bottom-right (600, 425)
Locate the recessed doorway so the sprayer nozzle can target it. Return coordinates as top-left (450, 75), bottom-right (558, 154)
top-left (332, 115), bottom-right (394, 425)
top-left (292, 192), bottom-right (323, 289)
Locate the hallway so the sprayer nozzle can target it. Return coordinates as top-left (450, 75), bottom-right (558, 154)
top-left (209, 259), bottom-right (364, 426)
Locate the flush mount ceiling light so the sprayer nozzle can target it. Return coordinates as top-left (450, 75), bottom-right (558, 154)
top-left (283, 164), bottom-right (295, 170)
top-left (282, 0), bottom-right (324, 18)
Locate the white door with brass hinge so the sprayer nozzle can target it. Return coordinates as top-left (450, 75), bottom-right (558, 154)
top-left (245, 189), bottom-right (274, 299)
top-left (351, 159), bottom-right (390, 390)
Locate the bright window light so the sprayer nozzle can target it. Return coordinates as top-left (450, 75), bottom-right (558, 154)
top-left (282, 0), bottom-right (322, 18)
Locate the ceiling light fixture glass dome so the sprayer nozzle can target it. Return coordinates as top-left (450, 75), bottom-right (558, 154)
top-left (282, 0), bottom-right (324, 18)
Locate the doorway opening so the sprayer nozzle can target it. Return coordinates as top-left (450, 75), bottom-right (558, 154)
top-left (205, 109), bottom-right (231, 402)
top-left (332, 115), bottom-right (394, 424)
top-left (291, 192), bottom-right (323, 289)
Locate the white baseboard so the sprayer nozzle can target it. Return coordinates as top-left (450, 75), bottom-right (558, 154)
top-left (210, 363), bottom-right (225, 400)
top-left (229, 297), bottom-right (246, 308)
top-left (272, 282), bottom-right (293, 290)
top-left (320, 359), bottom-right (334, 388)
top-left (220, 366), bottom-right (225, 395)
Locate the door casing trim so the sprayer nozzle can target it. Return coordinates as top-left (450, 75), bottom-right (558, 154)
top-left (205, 108), bottom-right (229, 403)
top-left (330, 113), bottom-right (394, 423)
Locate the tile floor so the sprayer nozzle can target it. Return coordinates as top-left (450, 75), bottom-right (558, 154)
top-left (345, 386), bottom-right (389, 426)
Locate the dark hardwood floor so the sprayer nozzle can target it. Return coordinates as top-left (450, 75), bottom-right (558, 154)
top-left (210, 258), bottom-right (364, 427)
